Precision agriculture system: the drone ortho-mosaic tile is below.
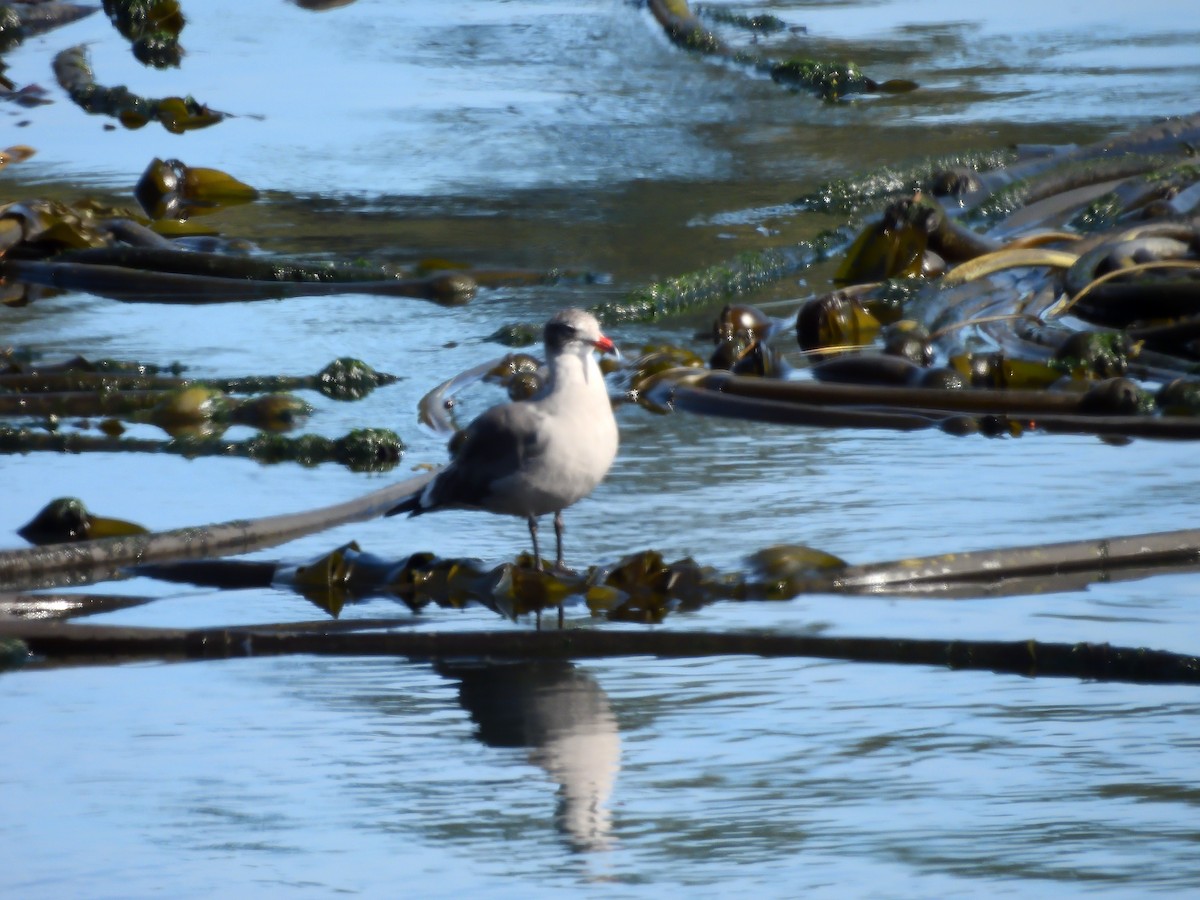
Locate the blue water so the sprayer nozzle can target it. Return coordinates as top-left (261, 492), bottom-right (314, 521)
top-left (3, 1), bottom-right (1200, 895)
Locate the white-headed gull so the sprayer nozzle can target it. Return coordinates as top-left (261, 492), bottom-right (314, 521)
top-left (388, 308), bottom-right (619, 571)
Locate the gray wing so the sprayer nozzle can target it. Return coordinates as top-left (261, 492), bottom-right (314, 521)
top-left (423, 402), bottom-right (546, 510)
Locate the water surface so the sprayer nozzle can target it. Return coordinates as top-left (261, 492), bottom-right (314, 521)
top-left (3, 1), bottom-right (1200, 895)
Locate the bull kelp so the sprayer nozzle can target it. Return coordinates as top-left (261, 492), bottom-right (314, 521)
top-left (634, 174), bottom-right (1200, 444)
top-left (0, 351), bottom-right (402, 468)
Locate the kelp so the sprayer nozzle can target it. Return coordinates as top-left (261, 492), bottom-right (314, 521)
top-left (0, 387), bottom-right (312, 431)
top-left (0, 472), bottom-right (437, 592)
top-left (0, 195), bottom-right (552, 306)
top-left (645, 0), bottom-right (917, 102)
top-left (183, 525), bottom-right (1200, 614)
top-left (605, 117), bottom-right (1198, 323)
top-left (0, 348), bottom-right (403, 468)
top-left (135, 158), bottom-right (259, 220)
top-left (793, 113), bottom-right (1200, 222)
top-left (10, 481), bottom-right (1200, 629)
top-left (0, 591), bottom-right (159, 621)
top-left (102, 0), bottom-right (186, 69)
top-left (0, 425), bottom-right (403, 471)
top-left (630, 202), bottom-right (1200, 436)
top-left (966, 153), bottom-right (1176, 230)
top-left (629, 118), bottom-right (1190, 445)
top-left (17, 497), bottom-right (148, 546)
top-left (0, 198), bottom-right (128, 253)
top-left (769, 59), bottom-right (882, 103)
top-left (0, 356), bottom-right (395, 400)
top-left (793, 148), bottom-right (1020, 217)
top-left (0, 354), bottom-right (399, 458)
top-left (596, 228), bottom-right (846, 323)
top-left (53, 44), bottom-right (224, 132)
top-left (1, 249), bottom-right (479, 304)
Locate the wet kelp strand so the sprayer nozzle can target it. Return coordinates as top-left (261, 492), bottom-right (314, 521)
top-left (0, 255), bottom-right (478, 304)
top-left (0, 471), bottom-right (435, 592)
top-left (4, 619), bottom-right (1197, 686)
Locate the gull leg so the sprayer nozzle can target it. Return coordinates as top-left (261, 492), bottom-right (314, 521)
top-left (527, 514), bottom-right (543, 571)
top-left (554, 511), bottom-right (567, 628)
top-left (553, 511), bottom-right (566, 570)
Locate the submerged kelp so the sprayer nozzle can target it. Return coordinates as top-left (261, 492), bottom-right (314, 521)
top-left (0, 195), bottom-right (483, 304)
top-left (646, 0), bottom-right (917, 102)
top-left (0, 186), bottom-right (595, 304)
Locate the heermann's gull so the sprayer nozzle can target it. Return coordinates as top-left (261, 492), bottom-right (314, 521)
top-left (387, 308), bottom-right (619, 571)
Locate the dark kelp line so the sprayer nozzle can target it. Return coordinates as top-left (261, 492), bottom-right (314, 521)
top-left (3, 620), bottom-right (1197, 686)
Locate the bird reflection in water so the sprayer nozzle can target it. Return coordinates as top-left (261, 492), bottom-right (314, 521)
top-left (434, 660), bottom-right (620, 852)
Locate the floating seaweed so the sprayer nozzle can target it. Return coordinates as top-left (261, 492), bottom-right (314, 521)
top-left (102, 0), bottom-right (186, 68)
top-left (53, 44), bottom-right (224, 132)
top-left (10, 488), bottom-right (1200, 666)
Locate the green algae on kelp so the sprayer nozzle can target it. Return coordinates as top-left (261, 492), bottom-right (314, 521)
top-left (793, 148), bottom-right (1020, 216)
top-left (598, 230), bottom-right (845, 323)
top-left (0, 425), bottom-right (404, 472)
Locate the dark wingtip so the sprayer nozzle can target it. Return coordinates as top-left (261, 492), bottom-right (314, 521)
top-left (384, 493), bottom-right (422, 517)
